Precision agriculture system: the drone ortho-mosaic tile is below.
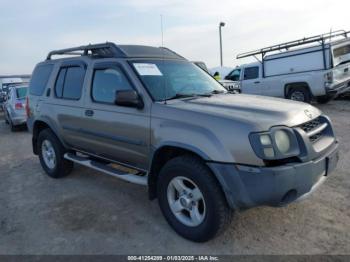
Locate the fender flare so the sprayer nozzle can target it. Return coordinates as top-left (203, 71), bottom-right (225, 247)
top-left (32, 117), bottom-right (69, 154)
top-left (284, 82), bottom-right (313, 97)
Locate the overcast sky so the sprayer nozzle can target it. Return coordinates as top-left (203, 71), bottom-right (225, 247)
top-left (0, 0), bottom-right (349, 74)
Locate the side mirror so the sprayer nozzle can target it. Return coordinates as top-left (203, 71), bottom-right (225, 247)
top-left (115, 90), bottom-right (144, 109)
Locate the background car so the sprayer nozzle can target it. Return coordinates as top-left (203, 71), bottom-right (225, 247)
top-left (4, 85), bottom-right (28, 131)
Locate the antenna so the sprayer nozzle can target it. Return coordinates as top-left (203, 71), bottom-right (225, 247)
top-left (160, 14), bottom-right (167, 104)
top-left (161, 14), bottom-right (164, 48)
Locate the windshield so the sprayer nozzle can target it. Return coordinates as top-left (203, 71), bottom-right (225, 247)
top-left (333, 44), bottom-right (350, 66)
top-left (16, 87), bottom-right (28, 99)
top-left (226, 69), bottom-right (241, 81)
top-left (131, 60), bottom-right (227, 101)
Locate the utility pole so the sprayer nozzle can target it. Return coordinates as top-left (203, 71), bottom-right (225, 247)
top-left (219, 22), bottom-right (225, 67)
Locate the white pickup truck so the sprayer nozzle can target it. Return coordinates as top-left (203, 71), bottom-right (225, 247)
top-left (226, 30), bottom-right (350, 103)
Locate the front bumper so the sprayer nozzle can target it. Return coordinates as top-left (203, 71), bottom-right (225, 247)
top-left (326, 80), bottom-right (350, 96)
top-left (208, 141), bottom-right (339, 210)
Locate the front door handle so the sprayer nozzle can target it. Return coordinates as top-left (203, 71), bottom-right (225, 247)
top-left (85, 109), bottom-right (94, 117)
top-left (254, 81), bottom-right (260, 84)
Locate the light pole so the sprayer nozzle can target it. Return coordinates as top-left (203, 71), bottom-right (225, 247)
top-left (219, 22), bottom-right (225, 67)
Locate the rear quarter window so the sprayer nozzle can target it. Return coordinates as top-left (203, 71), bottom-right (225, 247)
top-left (29, 64), bottom-right (54, 96)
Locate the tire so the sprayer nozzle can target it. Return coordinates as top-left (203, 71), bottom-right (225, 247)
top-left (8, 117), bottom-right (17, 132)
top-left (157, 155), bottom-right (233, 242)
top-left (286, 87), bottom-right (311, 103)
top-left (4, 114), bottom-right (9, 124)
top-left (316, 95), bottom-right (332, 104)
top-left (37, 129), bottom-right (73, 178)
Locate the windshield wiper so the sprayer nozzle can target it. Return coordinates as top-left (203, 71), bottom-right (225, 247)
top-left (210, 90), bottom-right (226, 94)
top-left (166, 93), bottom-right (211, 101)
top-left (202, 90), bottom-right (227, 96)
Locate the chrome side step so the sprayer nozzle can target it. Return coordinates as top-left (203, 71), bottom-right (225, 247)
top-left (64, 153), bottom-right (148, 186)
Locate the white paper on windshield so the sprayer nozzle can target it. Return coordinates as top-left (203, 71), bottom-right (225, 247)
top-left (133, 63), bottom-right (163, 76)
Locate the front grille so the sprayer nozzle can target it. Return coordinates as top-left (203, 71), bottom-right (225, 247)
top-left (299, 117), bottom-right (321, 133)
top-left (298, 116), bottom-right (326, 143)
top-left (309, 132), bottom-right (323, 143)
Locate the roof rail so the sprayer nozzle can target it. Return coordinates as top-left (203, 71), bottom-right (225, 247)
top-left (46, 42), bottom-right (127, 60)
top-left (237, 30), bottom-right (350, 59)
top-left (159, 47), bottom-right (186, 59)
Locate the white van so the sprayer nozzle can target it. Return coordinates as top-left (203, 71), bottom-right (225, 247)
top-left (227, 30), bottom-right (350, 103)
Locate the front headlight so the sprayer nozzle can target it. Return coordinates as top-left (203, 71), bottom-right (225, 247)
top-left (250, 127), bottom-right (300, 160)
top-left (274, 130), bottom-right (291, 154)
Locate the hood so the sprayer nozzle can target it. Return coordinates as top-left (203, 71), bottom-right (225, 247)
top-left (166, 94), bottom-right (321, 130)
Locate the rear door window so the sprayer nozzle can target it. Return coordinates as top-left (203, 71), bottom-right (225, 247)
top-left (54, 66), bottom-right (85, 100)
top-left (243, 66), bottom-right (259, 80)
top-left (29, 64), bottom-right (54, 96)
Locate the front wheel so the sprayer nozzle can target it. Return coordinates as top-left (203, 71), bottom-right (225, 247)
top-left (157, 155), bottom-right (233, 242)
top-left (38, 129), bottom-right (73, 178)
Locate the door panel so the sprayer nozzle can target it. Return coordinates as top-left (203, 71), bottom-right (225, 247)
top-left (50, 63), bottom-right (87, 149)
top-left (260, 77), bottom-right (284, 98)
top-left (79, 62), bottom-right (151, 170)
top-left (241, 66), bottom-right (262, 95)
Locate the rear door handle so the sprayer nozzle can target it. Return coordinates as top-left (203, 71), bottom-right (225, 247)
top-left (85, 109), bottom-right (94, 117)
top-left (254, 81), bottom-right (260, 84)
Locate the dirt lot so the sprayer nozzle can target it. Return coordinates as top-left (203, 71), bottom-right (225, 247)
top-left (0, 99), bottom-right (349, 255)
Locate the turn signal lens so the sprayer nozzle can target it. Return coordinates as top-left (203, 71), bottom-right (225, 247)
top-left (263, 148), bottom-right (275, 158)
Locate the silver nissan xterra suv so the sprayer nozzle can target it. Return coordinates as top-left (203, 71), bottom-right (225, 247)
top-left (27, 43), bottom-right (339, 242)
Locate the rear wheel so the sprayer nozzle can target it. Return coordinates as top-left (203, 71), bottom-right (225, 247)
top-left (38, 129), bottom-right (73, 178)
top-left (157, 155), bottom-right (233, 242)
top-left (287, 87), bottom-right (311, 103)
top-left (316, 95), bottom-right (332, 104)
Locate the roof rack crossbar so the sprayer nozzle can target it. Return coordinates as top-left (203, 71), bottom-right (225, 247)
top-left (46, 42), bottom-right (127, 60)
top-left (237, 30), bottom-right (350, 59)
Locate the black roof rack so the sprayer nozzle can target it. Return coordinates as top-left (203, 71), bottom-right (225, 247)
top-left (46, 42), bottom-right (186, 61)
top-left (46, 42), bottom-right (127, 60)
top-left (237, 30), bottom-right (350, 59)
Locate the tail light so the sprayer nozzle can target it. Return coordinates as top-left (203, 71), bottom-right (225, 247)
top-left (25, 96), bottom-right (30, 117)
top-left (15, 102), bottom-right (23, 110)
top-left (324, 71), bottom-right (333, 82)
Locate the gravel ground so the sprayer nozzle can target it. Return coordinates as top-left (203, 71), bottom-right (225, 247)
top-left (0, 99), bottom-right (349, 255)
